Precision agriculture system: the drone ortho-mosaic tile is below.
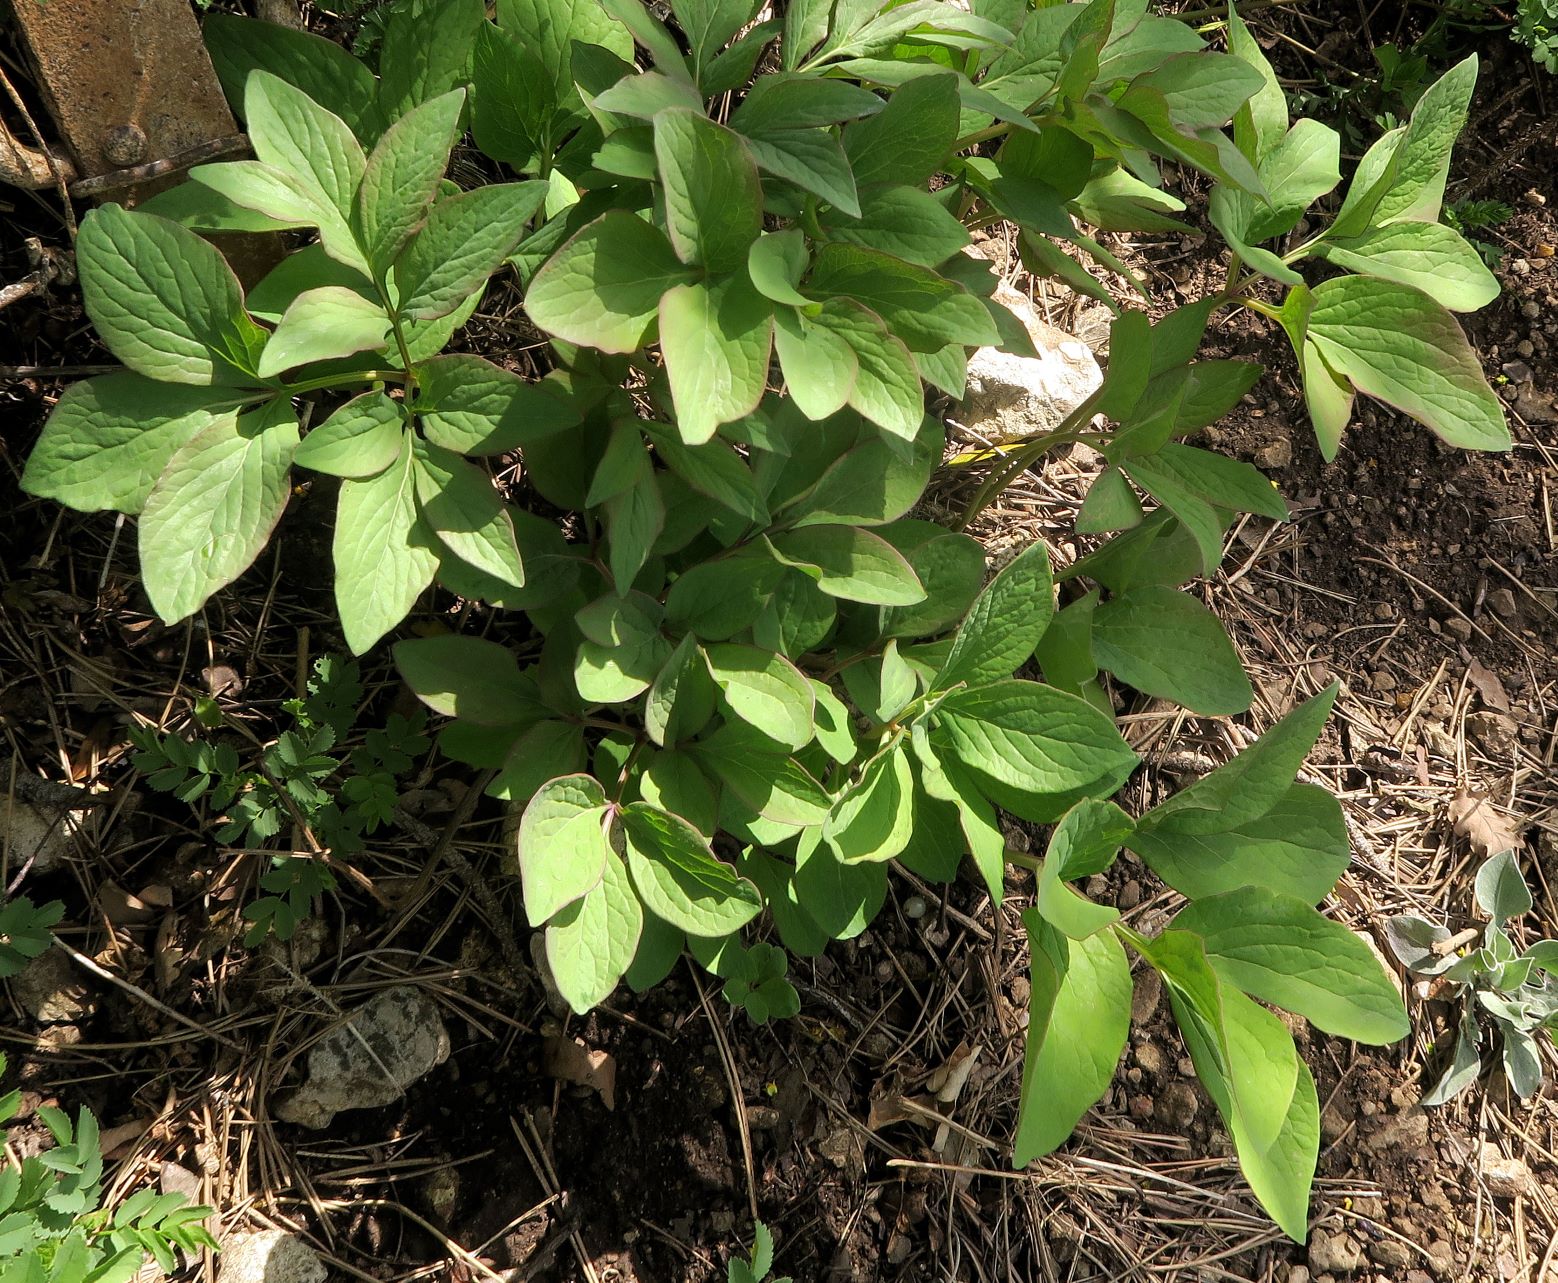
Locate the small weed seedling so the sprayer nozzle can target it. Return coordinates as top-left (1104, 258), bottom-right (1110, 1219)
top-left (1387, 850), bottom-right (1558, 1104)
top-left (130, 656), bottom-right (427, 944)
top-left (728, 1223), bottom-right (789, 1283)
top-left (0, 1054), bottom-right (218, 1282)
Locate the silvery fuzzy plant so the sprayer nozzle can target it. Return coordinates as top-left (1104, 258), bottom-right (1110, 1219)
top-left (15, 0), bottom-right (1517, 1243)
top-left (1387, 850), bottom-right (1558, 1104)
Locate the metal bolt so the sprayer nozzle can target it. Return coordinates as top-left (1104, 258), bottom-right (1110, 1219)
top-left (102, 124), bottom-right (147, 167)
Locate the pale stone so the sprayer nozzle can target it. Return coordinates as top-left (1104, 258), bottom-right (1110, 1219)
top-left (274, 986), bottom-right (450, 1129)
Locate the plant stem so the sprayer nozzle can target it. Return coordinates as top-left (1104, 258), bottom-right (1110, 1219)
top-left (954, 395), bottom-right (1103, 530)
top-left (280, 369), bottom-right (410, 397)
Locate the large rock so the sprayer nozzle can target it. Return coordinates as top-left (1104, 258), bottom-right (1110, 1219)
top-left (960, 284), bottom-right (1102, 443)
top-left (274, 986), bottom-right (450, 1129)
top-left (218, 1231), bottom-right (325, 1283)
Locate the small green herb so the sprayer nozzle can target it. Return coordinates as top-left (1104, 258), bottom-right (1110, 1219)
top-left (1387, 850), bottom-right (1558, 1104)
top-left (0, 1055), bottom-right (219, 1282)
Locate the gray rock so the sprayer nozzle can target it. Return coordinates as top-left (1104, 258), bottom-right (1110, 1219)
top-left (1480, 1144), bottom-right (1534, 1199)
top-left (1254, 440), bottom-right (1293, 470)
top-left (1155, 1082), bottom-right (1199, 1130)
top-left (0, 801), bottom-right (78, 874)
top-left (11, 948), bottom-right (95, 1024)
top-left (274, 986), bottom-right (450, 1129)
top-left (1361, 1106), bottom-right (1428, 1156)
top-left (960, 286), bottom-right (1101, 443)
top-left (1367, 1237), bottom-right (1415, 1270)
top-left (218, 1231), bottom-right (325, 1283)
top-left (1307, 1229), bottom-right (1364, 1274)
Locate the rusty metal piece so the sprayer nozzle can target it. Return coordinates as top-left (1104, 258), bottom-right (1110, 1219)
top-left (7, 0), bottom-right (239, 198)
top-left (69, 132), bottom-right (249, 198)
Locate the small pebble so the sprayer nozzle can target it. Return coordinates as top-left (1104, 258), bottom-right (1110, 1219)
top-left (904, 896), bottom-right (927, 921)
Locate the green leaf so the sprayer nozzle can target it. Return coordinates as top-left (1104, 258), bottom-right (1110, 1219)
top-left (355, 89), bottom-right (466, 275)
top-left (574, 593), bottom-right (672, 703)
top-left (791, 832), bottom-right (887, 938)
top-left (294, 391), bottom-right (404, 477)
top-left (414, 355), bottom-right (576, 453)
top-left (518, 774), bottom-right (612, 923)
top-left (729, 73), bottom-right (883, 133)
top-left (258, 286), bottom-right (391, 377)
top-left (1475, 849), bottom-right (1532, 922)
top-left (600, 0), bottom-right (694, 80)
top-left (1244, 118), bottom-right (1339, 242)
top-left (489, 720), bottom-right (587, 802)
top-left (936, 541), bottom-right (1054, 690)
top-left (824, 745), bottom-right (914, 863)
top-left (1035, 799), bottom-right (1133, 939)
top-left (739, 127), bottom-right (862, 217)
top-left (769, 525), bottom-right (926, 606)
top-left (334, 442), bottom-right (440, 653)
top-left (412, 440), bottom-right (525, 588)
top-left (1141, 685), bottom-right (1335, 837)
top-left (621, 803), bottom-right (762, 934)
top-left (245, 70), bottom-right (365, 224)
top-left (376, 0), bottom-right (484, 121)
top-left (704, 644), bottom-right (815, 749)
top-left (499, 0), bottom-right (634, 110)
top-left (625, 910), bottom-right (686, 992)
top-left (21, 375), bottom-right (249, 514)
top-left (1173, 887), bottom-right (1409, 1043)
top-left (471, 21), bottom-right (555, 168)
top-left (932, 679), bottom-right (1138, 797)
top-left (842, 73), bottom-right (958, 189)
top-left (808, 299), bottom-right (924, 439)
top-left (659, 276), bottom-right (775, 444)
top-left (1013, 912), bottom-right (1131, 1163)
top-left (663, 549), bottom-right (783, 639)
top-left (204, 12), bottom-right (380, 139)
top-left (748, 230), bottom-right (812, 308)
top-left (880, 525), bottom-right (986, 640)
top-left (1128, 52), bottom-right (1266, 130)
top-left (1311, 221), bottom-right (1499, 314)
top-left (1305, 275), bottom-right (1508, 451)
top-left (653, 109), bottom-right (763, 272)
top-left (1370, 54), bottom-right (1477, 226)
top-left (791, 414), bottom-right (942, 528)
top-left (652, 432), bottom-right (767, 523)
top-left (1147, 930), bottom-right (1317, 1241)
top-left (1130, 781), bottom-right (1348, 905)
top-left (74, 205), bottom-right (265, 386)
top-left (670, 0), bottom-right (759, 75)
top-left (692, 724), bottom-right (830, 825)
top-left (396, 182), bottom-right (547, 319)
top-left (526, 211), bottom-right (694, 352)
top-left (1091, 586), bottom-right (1252, 716)
top-left (772, 308), bottom-right (859, 422)
top-left (1077, 466), bottom-right (1143, 533)
top-left (912, 727), bottom-right (1007, 900)
top-left (193, 157), bottom-right (370, 275)
top-left (645, 635), bottom-right (718, 746)
top-left (138, 398), bottom-right (298, 623)
top-left (545, 847), bottom-right (642, 1012)
top-left (806, 244), bottom-right (999, 352)
top-left (394, 634), bottom-right (546, 725)
top-left (604, 454), bottom-right (665, 592)
top-left (1225, 0), bottom-right (1287, 162)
